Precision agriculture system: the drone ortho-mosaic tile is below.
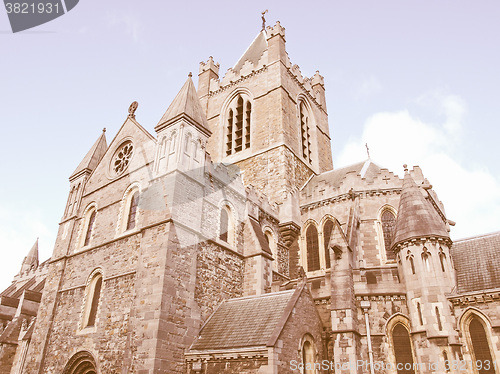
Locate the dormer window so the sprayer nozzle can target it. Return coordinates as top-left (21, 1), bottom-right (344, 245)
top-left (226, 94), bottom-right (251, 156)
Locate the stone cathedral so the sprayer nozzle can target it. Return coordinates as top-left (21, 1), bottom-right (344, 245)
top-left (1, 21), bottom-right (500, 374)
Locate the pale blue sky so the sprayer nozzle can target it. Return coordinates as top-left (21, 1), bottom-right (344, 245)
top-left (1, 0), bottom-right (499, 288)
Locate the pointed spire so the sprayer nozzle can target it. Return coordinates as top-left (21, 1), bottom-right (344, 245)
top-left (232, 31), bottom-right (268, 73)
top-left (20, 239), bottom-right (39, 273)
top-left (155, 74), bottom-right (211, 136)
top-left (70, 129), bottom-right (108, 181)
top-left (392, 166), bottom-right (449, 249)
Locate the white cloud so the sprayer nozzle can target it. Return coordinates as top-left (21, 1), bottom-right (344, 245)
top-left (336, 93), bottom-right (500, 240)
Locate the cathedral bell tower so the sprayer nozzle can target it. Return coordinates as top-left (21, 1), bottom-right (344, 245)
top-left (392, 166), bottom-right (460, 367)
top-left (198, 21), bottom-right (333, 204)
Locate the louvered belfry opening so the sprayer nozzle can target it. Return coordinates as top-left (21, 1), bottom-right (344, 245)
top-left (226, 95), bottom-right (251, 156)
top-left (381, 210), bottom-right (396, 261)
top-left (306, 225), bottom-right (320, 271)
top-left (299, 102), bottom-right (312, 164)
top-left (469, 317), bottom-right (495, 374)
top-left (393, 324), bottom-right (415, 374)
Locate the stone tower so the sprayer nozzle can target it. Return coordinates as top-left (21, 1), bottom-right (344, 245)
top-left (198, 22), bottom-right (333, 204)
top-left (392, 166), bottom-right (459, 369)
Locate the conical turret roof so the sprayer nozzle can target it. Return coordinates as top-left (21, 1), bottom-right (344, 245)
top-left (156, 75), bottom-right (210, 136)
top-left (20, 239), bottom-right (39, 273)
top-left (392, 168), bottom-right (449, 248)
top-left (70, 130), bottom-right (107, 180)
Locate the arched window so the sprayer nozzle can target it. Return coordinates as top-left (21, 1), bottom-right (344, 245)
top-left (299, 101), bottom-right (312, 164)
top-left (264, 230), bottom-right (278, 271)
top-left (468, 316), bottom-right (495, 373)
top-left (422, 248), bottom-right (431, 272)
top-left (126, 191), bottom-right (139, 231)
top-left (439, 247), bottom-right (446, 272)
top-left (406, 251), bottom-right (416, 275)
top-left (323, 220), bottom-right (334, 269)
top-left (226, 94), bottom-right (251, 156)
top-left (417, 302), bottom-right (423, 325)
top-left (436, 307), bottom-right (443, 331)
top-left (306, 225), bottom-right (320, 272)
top-left (63, 351), bottom-right (97, 374)
top-left (301, 335), bottom-right (316, 374)
top-left (381, 210), bottom-right (397, 261)
top-left (80, 205), bottom-right (97, 248)
top-left (83, 272), bottom-right (103, 328)
top-left (219, 205), bottom-right (234, 245)
top-left (392, 324), bottom-right (415, 374)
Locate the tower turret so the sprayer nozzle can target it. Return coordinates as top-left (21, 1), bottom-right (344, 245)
top-left (19, 239), bottom-right (39, 274)
top-left (392, 165), bottom-right (460, 365)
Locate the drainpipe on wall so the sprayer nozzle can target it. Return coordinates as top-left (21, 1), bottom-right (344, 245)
top-left (361, 300), bottom-right (375, 374)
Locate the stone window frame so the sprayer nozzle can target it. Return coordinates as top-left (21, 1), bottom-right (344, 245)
top-left (298, 333), bottom-right (318, 374)
top-left (79, 268), bottom-right (104, 333)
top-left (263, 227), bottom-right (278, 272)
top-left (296, 95), bottom-right (317, 168)
top-left (217, 200), bottom-right (237, 248)
top-left (108, 138), bottom-right (134, 179)
top-left (221, 88), bottom-right (254, 159)
top-left (302, 220), bottom-right (321, 273)
top-left (116, 182), bottom-right (141, 236)
top-left (75, 202), bottom-right (98, 251)
top-left (376, 204), bottom-right (398, 265)
top-left (385, 314), bottom-right (417, 374)
top-left (459, 308), bottom-right (499, 374)
top-left (421, 247), bottom-right (432, 273)
top-left (320, 216), bottom-right (336, 270)
top-left (406, 250), bottom-right (416, 275)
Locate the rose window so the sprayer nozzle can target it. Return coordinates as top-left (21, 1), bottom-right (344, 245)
top-left (113, 142), bottom-right (133, 175)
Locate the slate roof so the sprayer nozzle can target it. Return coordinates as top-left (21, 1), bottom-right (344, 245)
top-left (392, 171), bottom-right (449, 247)
top-left (156, 76), bottom-right (210, 135)
top-left (451, 231), bottom-right (500, 294)
top-left (189, 289), bottom-right (296, 351)
top-left (232, 31), bottom-right (267, 73)
top-left (70, 130), bottom-right (107, 180)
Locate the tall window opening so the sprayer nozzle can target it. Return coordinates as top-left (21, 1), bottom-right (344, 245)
top-left (469, 317), bottom-right (495, 374)
top-left (323, 220), bottom-right (334, 269)
top-left (407, 251), bottom-right (416, 275)
top-left (83, 272), bottom-right (103, 328)
top-left (83, 208), bottom-right (96, 247)
top-left (299, 101), bottom-right (312, 164)
top-left (226, 94), bottom-right (251, 156)
top-left (306, 225), bottom-right (320, 271)
top-left (393, 324), bottom-right (415, 374)
top-left (301, 337), bottom-right (316, 374)
top-left (265, 230), bottom-right (278, 271)
top-left (126, 191), bottom-right (139, 231)
top-left (417, 302), bottom-right (423, 325)
top-left (219, 205), bottom-right (234, 245)
top-left (436, 307), bottom-right (443, 331)
top-left (422, 248), bottom-right (431, 272)
top-left (439, 248), bottom-right (446, 272)
top-left (381, 210), bottom-right (397, 261)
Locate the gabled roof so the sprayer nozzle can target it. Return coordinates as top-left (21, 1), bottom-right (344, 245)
top-left (156, 75), bottom-right (210, 135)
top-left (451, 231), bottom-right (500, 294)
top-left (232, 31), bottom-right (268, 73)
top-left (189, 289), bottom-right (297, 351)
top-left (304, 160), bottom-right (381, 191)
top-left (392, 169), bottom-right (449, 247)
top-left (70, 130), bottom-right (107, 181)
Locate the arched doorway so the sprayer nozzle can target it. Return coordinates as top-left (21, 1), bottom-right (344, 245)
top-left (63, 351), bottom-right (97, 374)
top-left (469, 316), bottom-right (495, 374)
top-left (393, 324), bottom-right (415, 374)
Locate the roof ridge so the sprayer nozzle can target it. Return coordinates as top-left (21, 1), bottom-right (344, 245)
top-left (225, 289), bottom-right (295, 303)
top-left (454, 230), bottom-right (500, 243)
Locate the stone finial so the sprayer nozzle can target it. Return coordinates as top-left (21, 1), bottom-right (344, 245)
top-left (128, 101), bottom-right (138, 118)
top-left (403, 164), bottom-right (408, 173)
top-left (199, 56), bottom-right (220, 75)
top-left (102, 128), bottom-right (106, 133)
top-left (311, 70), bottom-right (325, 87)
top-left (188, 72), bottom-right (192, 78)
